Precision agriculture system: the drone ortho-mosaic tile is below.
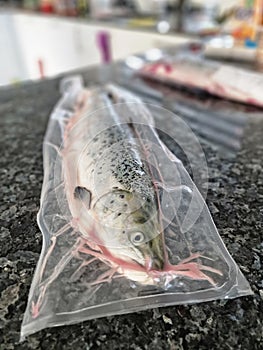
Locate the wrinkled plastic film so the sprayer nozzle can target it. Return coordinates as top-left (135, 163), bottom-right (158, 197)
top-left (21, 76), bottom-right (252, 340)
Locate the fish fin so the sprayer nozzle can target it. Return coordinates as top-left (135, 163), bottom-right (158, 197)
top-left (74, 186), bottom-right (92, 208)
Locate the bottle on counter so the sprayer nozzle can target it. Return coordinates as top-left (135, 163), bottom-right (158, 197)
top-left (39, 0), bottom-right (54, 13)
top-left (76, 0), bottom-right (89, 17)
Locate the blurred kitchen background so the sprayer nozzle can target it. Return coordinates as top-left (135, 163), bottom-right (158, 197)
top-left (1, 0), bottom-right (263, 155)
top-left (0, 0), bottom-right (263, 86)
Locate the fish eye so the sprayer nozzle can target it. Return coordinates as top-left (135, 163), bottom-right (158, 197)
top-left (130, 231), bottom-right (145, 246)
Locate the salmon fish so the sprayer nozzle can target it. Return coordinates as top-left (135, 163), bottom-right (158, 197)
top-left (63, 84), bottom-right (166, 284)
top-left (61, 84), bottom-right (221, 285)
top-left (31, 83), bottom-right (223, 318)
top-left (140, 57), bottom-right (263, 108)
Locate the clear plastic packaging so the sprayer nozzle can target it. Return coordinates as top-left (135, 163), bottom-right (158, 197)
top-left (21, 76), bottom-right (252, 340)
top-left (139, 54), bottom-right (263, 108)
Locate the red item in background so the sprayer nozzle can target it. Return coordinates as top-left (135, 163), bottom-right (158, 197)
top-left (38, 59), bottom-right (45, 79)
top-left (39, 0), bottom-right (54, 13)
top-left (40, 2), bottom-right (54, 13)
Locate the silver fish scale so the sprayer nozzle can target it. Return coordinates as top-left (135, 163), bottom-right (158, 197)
top-left (112, 141), bottom-right (154, 200)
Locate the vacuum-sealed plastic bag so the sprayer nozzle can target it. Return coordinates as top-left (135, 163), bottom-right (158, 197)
top-left (21, 76), bottom-right (252, 340)
top-left (139, 54), bottom-right (263, 108)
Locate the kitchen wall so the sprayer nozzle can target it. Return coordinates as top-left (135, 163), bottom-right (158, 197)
top-left (0, 12), bottom-right (190, 86)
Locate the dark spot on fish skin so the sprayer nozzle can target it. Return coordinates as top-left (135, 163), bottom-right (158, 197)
top-left (110, 200), bottom-right (114, 204)
top-left (119, 194), bottom-right (124, 199)
top-left (107, 92), bottom-right (114, 100)
top-left (117, 213), bottom-right (122, 217)
top-left (122, 231), bottom-right (125, 234)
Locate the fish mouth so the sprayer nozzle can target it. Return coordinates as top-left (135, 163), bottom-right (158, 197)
top-left (142, 234), bottom-right (165, 271)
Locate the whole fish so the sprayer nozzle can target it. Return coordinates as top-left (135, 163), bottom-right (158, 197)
top-left (63, 85), bottom-right (166, 284)
top-left (31, 84), bottom-right (222, 318)
top-left (140, 57), bottom-right (263, 108)
top-left (62, 84), bottom-right (221, 285)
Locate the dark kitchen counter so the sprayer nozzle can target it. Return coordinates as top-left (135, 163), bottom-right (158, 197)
top-left (0, 68), bottom-right (262, 350)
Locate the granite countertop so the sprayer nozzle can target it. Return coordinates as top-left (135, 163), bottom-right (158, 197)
top-left (0, 72), bottom-right (262, 350)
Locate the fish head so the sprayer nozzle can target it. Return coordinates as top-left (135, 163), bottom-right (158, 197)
top-left (126, 200), bottom-right (165, 271)
top-left (94, 189), bottom-right (166, 271)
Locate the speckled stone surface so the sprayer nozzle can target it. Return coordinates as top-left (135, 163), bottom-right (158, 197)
top-left (0, 73), bottom-right (262, 350)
